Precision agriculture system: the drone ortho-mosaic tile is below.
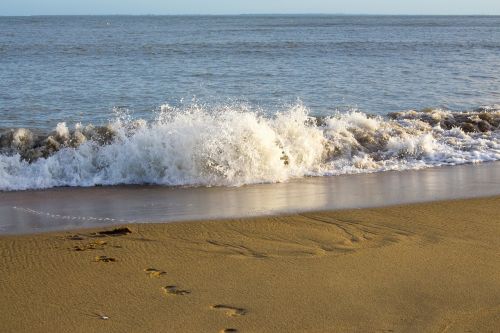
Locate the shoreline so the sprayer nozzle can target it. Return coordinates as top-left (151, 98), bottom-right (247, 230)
top-left (1, 196), bottom-right (500, 332)
top-left (1, 161), bottom-right (500, 235)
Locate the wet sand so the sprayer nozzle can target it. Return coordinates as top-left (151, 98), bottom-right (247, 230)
top-left (1, 161), bottom-right (500, 234)
top-left (1, 196), bottom-right (500, 332)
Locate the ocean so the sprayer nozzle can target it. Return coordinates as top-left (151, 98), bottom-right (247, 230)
top-left (0, 15), bottom-right (499, 191)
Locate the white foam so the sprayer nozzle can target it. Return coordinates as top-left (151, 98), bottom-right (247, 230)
top-left (0, 104), bottom-right (499, 191)
top-left (55, 122), bottom-right (70, 141)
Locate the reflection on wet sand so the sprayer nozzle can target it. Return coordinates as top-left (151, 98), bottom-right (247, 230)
top-left (0, 162), bottom-right (499, 234)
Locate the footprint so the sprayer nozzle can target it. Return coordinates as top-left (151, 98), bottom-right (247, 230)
top-left (65, 234), bottom-right (84, 240)
top-left (63, 227), bottom-right (131, 241)
top-left (94, 255), bottom-right (116, 263)
top-left (162, 285), bottom-right (190, 296)
top-left (72, 240), bottom-right (107, 251)
top-left (93, 227), bottom-right (132, 237)
top-left (220, 329), bottom-right (238, 333)
top-left (211, 305), bottom-right (246, 317)
top-left (144, 268), bottom-right (166, 277)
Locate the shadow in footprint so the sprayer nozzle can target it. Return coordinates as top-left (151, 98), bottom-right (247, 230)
top-left (144, 268), bottom-right (166, 277)
top-left (94, 255), bottom-right (116, 263)
top-left (211, 304), bottom-right (246, 317)
top-left (162, 285), bottom-right (190, 296)
top-left (220, 329), bottom-right (238, 333)
top-left (93, 227), bottom-right (132, 237)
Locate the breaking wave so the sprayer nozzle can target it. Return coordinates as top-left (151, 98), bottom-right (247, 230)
top-left (0, 103), bottom-right (499, 191)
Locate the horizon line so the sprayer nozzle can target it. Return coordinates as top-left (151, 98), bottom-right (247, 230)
top-left (1, 13), bottom-right (499, 17)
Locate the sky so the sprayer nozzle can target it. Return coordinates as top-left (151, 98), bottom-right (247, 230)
top-left (1, 0), bottom-right (500, 16)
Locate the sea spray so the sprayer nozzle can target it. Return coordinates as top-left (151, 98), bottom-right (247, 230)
top-left (0, 103), bottom-right (499, 191)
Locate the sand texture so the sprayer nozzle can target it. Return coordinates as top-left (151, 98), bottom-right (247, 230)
top-left (1, 197), bottom-right (500, 332)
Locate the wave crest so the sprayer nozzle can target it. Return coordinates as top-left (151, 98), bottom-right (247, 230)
top-left (1, 104), bottom-right (499, 190)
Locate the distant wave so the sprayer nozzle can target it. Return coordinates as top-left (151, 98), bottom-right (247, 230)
top-left (0, 103), bottom-right (499, 191)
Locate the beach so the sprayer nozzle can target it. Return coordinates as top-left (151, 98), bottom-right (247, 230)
top-left (1, 13), bottom-right (500, 333)
top-left (1, 196), bottom-right (499, 332)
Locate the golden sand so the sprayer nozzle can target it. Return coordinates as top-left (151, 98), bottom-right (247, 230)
top-left (1, 197), bottom-right (499, 332)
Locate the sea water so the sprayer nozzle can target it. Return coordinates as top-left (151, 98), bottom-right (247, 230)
top-left (1, 15), bottom-right (499, 190)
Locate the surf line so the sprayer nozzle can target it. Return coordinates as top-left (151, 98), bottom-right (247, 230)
top-left (11, 206), bottom-right (134, 223)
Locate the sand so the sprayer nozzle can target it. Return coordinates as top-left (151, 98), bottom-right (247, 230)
top-left (1, 197), bottom-right (499, 332)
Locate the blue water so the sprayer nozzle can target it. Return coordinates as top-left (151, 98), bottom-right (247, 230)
top-left (1, 15), bottom-right (500, 130)
top-left (0, 15), bottom-right (499, 191)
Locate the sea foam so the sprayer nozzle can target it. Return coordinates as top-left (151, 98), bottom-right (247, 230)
top-left (0, 104), bottom-right (499, 191)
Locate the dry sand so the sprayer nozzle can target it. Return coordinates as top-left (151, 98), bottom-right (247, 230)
top-left (1, 197), bottom-right (499, 332)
